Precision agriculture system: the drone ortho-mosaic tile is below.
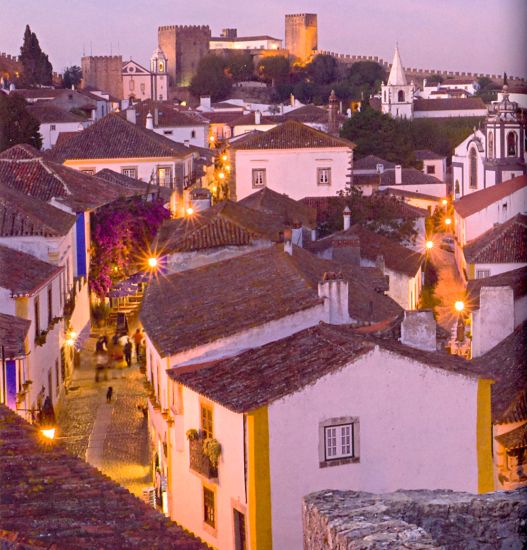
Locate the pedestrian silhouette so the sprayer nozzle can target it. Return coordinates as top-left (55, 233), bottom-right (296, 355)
top-left (106, 386), bottom-right (113, 403)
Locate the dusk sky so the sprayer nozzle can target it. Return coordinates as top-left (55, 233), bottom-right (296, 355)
top-left (1, 0), bottom-right (526, 77)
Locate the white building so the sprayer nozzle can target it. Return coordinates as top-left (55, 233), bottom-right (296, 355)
top-left (229, 120), bottom-right (354, 201)
top-left (379, 165), bottom-right (447, 198)
top-left (381, 46), bottom-right (415, 119)
top-left (122, 47), bottom-right (169, 102)
top-left (209, 32), bottom-right (282, 51)
top-left (452, 87), bottom-right (526, 198)
top-left (415, 149), bottom-right (447, 181)
top-left (441, 77), bottom-right (480, 96)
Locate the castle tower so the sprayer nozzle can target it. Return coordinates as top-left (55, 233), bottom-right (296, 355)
top-left (158, 25), bottom-right (211, 87)
top-left (81, 55), bottom-right (123, 99)
top-left (483, 85), bottom-right (526, 185)
top-left (150, 46), bottom-right (168, 101)
top-left (381, 46), bottom-right (414, 119)
top-left (285, 14), bottom-right (318, 61)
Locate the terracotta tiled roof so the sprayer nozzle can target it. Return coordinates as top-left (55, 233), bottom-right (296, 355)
top-left (0, 144), bottom-right (42, 160)
top-left (414, 149), bottom-right (445, 161)
top-left (27, 102), bottom-right (86, 124)
top-left (155, 200), bottom-right (284, 253)
top-left (54, 131), bottom-right (80, 148)
top-left (353, 155), bottom-right (395, 170)
top-left (467, 266), bottom-right (527, 309)
top-left (124, 100), bottom-right (209, 128)
top-left (231, 120), bottom-right (354, 150)
top-left (454, 176), bottom-right (527, 218)
top-left (230, 112), bottom-right (277, 126)
top-left (382, 188), bottom-right (441, 201)
top-left (239, 187), bottom-right (317, 228)
top-left (210, 101), bottom-right (244, 109)
top-left (413, 98), bottom-right (486, 112)
top-left (50, 113), bottom-right (194, 161)
top-left (0, 405), bottom-right (207, 549)
top-left (474, 322), bottom-right (527, 424)
top-left (140, 244), bottom-right (401, 358)
top-left (0, 313), bottom-right (30, 359)
top-left (0, 184), bottom-right (75, 237)
top-left (495, 422), bottom-right (527, 450)
top-left (464, 214), bottom-right (527, 264)
top-left (442, 78), bottom-right (477, 86)
top-left (0, 156), bottom-right (139, 212)
top-left (0, 244), bottom-right (63, 296)
top-left (95, 168), bottom-right (173, 201)
top-left (202, 111), bottom-right (247, 125)
top-left (169, 323), bottom-right (483, 413)
top-left (380, 167), bottom-right (442, 186)
top-left (277, 104), bottom-right (346, 125)
top-left (306, 225), bottom-right (424, 277)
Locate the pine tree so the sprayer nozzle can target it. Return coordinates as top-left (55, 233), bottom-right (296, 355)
top-left (19, 25), bottom-right (53, 87)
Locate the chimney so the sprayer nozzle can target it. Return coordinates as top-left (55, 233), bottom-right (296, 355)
top-left (126, 107), bottom-right (137, 125)
top-left (328, 89), bottom-right (338, 136)
top-left (318, 272), bottom-right (352, 325)
top-left (332, 234), bottom-right (360, 266)
top-left (283, 228), bottom-right (293, 255)
top-left (290, 93), bottom-right (295, 107)
top-left (154, 107), bottom-right (159, 127)
top-left (291, 222), bottom-right (303, 248)
top-left (184, 140), bottom-right (190, 147)
top-left (395, 165), bottom-right (402, 184)
top-left (400, 310), bottom-right (437, 351)
top-left (346, 108), bottom-right (352, 118)
top-left (255, 110), bottom-right (261, 125)
top-left (311, 228), bottom-right (317, 242)
top-left (375, 254), bottom-right (385, 275)
top-left (280, 103), bottom-right (284, 115)
top-left (423, 78), bottom-right (427, 88)
top-left (343, 206), bottom-right (351, 231)
top-left (200, 96), bottom-right (211, 111)
top-left (145, 112), bottom-right (154, 130)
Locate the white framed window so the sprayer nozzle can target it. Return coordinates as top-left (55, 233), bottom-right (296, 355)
top-left (252, 168), bottom-right (266, 188)
top-left (317, 167), bottom-right (331, 185)
top-left (319, 416), bottom-right (359, 467)
top-left (50, 124), bottom-right (56, 131)
top-left (426, 165), bottom-right (435, 175)
top-left (163, 130), bottom-right (173, 135)
top-left (121, 167), bottom-right (138, 179)
top-left (476, 269), bottom-right (490, 279)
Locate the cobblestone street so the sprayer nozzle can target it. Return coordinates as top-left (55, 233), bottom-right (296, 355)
top-left (57, 327), bottom-right (152, 498)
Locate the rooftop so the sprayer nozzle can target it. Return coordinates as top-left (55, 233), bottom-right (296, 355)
top-left (170, 323), bottom-right (482, 413)
top-left (0, 405), bottom-right (207, 549)
top-left (238, 187), bottom-right (317, 228)
top-left (27, 102), bottom-right (86, 124)
top-left (95, 168), bottom-right (173, 201)
top-left (50, 113), bottom-right (195, 161)
top-left (0, 313), bottom-right (31, 359)
top-left (382, 187), bottom-right (442, 201)
top-left (140, 244), bottom-right (401, 358)
top-left (414, 97), bottom-right (486, 112)
top-left (464, 214), bottom-right (527, 264)
top-left (231, 120), bottom-right (354, 150)
top-left (414, 149), bottom-right (445, 161)
top-left (467, 266), bottom-right (527, 309)
top-left (123, 100), bottom-right (209, 128)
top-left (454, 175), bottom-right (527, 218)
top-left (276, 104), bottom-right (346, 125)
top-left (380, 167), bottom-right (443, 187)
top-left (0, 244), bottom-right (63, 296)
top-left (155, 200), bottom-right (284, 253)
top-left (353, 154), bottom-right (395, 171)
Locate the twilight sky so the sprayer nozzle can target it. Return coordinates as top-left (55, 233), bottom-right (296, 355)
top-left (1, 0), bottom-right (526, 77)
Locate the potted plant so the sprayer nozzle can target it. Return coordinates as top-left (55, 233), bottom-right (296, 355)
top-left (186, 428), bottom-right (199, 441)
top-left (203, 438), bottom-right (222, 468)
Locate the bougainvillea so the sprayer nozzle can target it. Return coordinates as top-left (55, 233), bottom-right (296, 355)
top-left (89, 197), bottom-right (170, 298)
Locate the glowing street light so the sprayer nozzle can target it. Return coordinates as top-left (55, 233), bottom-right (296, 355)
top-left (209, 135), bottom-right (215, 143)
top-left (186, 207), bottom-right (194, 216)
top-left (211, 186), bottom-right (217, 193)
top-left (222, 154), bottom-right (228, 161)
top-left (41, 428), bottom-right (56, 440)
top-left (147, 257), bottom-right (158, 269)
top-left (425, 240), bottom-right (434, 250)
top-left (454, 300), bottom-right (465, 312)
top-left (218, 172), bottom-right (225, 180)
top-left (39, 396), bottom-right (56, 442)
top-left (445, 218), bottom-right (452, 226)
top-left (442, 198), bottom-right (448, 206)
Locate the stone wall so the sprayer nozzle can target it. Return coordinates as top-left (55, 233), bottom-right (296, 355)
top-left (303, 489), bottom-right (527, 549)
top-left (81, 55), bottom-right (123, 99)
top-left (285, 13), bottom-right (318, 61)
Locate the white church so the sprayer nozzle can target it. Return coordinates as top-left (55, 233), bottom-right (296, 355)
top-left (451, 86), bottom-right (526, 198)
top-left (381, 46), bottom-right (415, 119)
top-left (122, 46), bottom-right (169, 102)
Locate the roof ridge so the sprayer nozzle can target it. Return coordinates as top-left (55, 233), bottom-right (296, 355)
top-left (469, 215), bottom-right (527, 262)
top-left (39, 159), bottom-right (71, 196)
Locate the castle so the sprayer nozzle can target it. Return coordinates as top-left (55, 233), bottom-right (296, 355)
top-left (285, 13), bottom-right (318, 61)
top-left (81, 55), bottom-right (123, 99)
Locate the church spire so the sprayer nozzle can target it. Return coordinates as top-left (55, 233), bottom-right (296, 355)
top-left (387, 44), bottom-right (407, 86)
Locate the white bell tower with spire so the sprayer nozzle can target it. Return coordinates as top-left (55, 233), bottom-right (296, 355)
top-left (150, 46), bottom-right (168, 101)
top-left (381, 45), bottom-right (414, 119)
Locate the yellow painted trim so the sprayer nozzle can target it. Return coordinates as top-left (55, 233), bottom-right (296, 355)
top-left (15, 297), bottom-right (29, 319)
top-left (247, 406), bottom-right (272, 550)
top-left (476, 379), bottom-right (494, 493)
top-left (468, 263), bottom-right (475, 280)
top-left (63, 157), bottom-right (181, 165)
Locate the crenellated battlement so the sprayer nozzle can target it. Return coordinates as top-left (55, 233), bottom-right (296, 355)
top-left (158, 25), bottom-right (210, 32)
top-left (0, 52), bottom-right (20, 62)
top-left (81, 55), bottom-right (123, 60)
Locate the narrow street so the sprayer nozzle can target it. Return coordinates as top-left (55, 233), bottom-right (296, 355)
top-left (56, 325), bottom-right (152, 498)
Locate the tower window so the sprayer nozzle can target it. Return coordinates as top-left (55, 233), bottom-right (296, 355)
top-left (507, 132), bottom-right (517, 157)
top-left (488, 132), bottom-right (494, 159)
top-left (397, 90), bottom-right (405, 102)
top-left (469, 148), bottom-right (478, 189)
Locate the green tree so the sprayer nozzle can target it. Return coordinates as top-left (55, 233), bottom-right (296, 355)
top-left (426, 74), bottom-right (444, 85)
top-left (257, 55), bottom-right (290, 87)
top-left (63, 65), bottom-right (82, 89)
top-left (347, 61), bottom-right (386, 89)
top-left (307, 54), bottom-right (338, 85)
top-left (190, 55), bottom-right (232, 101)
top-left (0, 93), bottom-right (42, 152)
top-left (19, 25), bottom-right (53, 87)
top-left (224, 51), bottom-right (254, 82)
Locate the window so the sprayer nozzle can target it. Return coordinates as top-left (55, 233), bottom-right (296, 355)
top-left (252, 168), bottom-right (266, 188)
top-left (121, 167), bottom-right (138, 179)
top-left (34, 296), bottom-right (40, 339)
top-left (191, 130), bottom-right (196, 139)
top-left (129, 79), bottom-right (135, 91)
top-left (397, 90), bottom-right (405, 102)
top-left (507, 132), bottom-right (517, 157)
top-left (317, 167), bottom-right (331, 186)
top-left (203, 487), bottom-right (215, 528)
top-left (469, 148), bottom-right (478, 189)
top-left (426, 165), bottom-right (436, 175)
top-left (319, 417), bottom-right (359, 467)
top-left (201, 403), bottom-right (213, 439)
top-left (50, 124), bottom-right (56, 131)
top-left (157, 166), bottom-right (172, 186)
top-left (163, 130), bottom-right (173, 135)
top-left (55, 359), bottom-right (60, 391)
top-left (140, 83), bottom-right (145, 94)
top-left (476, 269), bottom-right (490, 279)
top-left (47, 285), bottom-right (53, 325)
top-left (488, 132), bottom-right (494, 159)
top-left (233, 509), bottom-right (246, 550)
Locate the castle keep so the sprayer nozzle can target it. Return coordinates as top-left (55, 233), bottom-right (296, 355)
top-left (81, 55), bottom-right (123, 99)
top-left (158, 25), bottom-right (211, 87)
top-left (285, 13), bottom-right (318, 61)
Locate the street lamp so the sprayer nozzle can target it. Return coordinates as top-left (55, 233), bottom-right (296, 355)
top-left (425, 240), bottom-right (434, 250)
top-left (38, 396), bottom-right (57, 441)
top-left (454, 300), bottom-right (465, 312)
top-left (186, 207), bottom-right (194, 216)
top-left (221, 154), bottom-right (228, 162)
top-left (147, 257), bottom-right (158, 269)
top-left (445, 218), bottom-right (452, 226)
top-left (442, 198), bottom-right (448, 206)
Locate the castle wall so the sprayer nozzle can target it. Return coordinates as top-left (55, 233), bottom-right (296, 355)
top-left (158, 25), bottom-right (211, 88)
top-left (81, 55), bottom-right (123, 99)
top-left (285, 14), bottom-right (318, 61)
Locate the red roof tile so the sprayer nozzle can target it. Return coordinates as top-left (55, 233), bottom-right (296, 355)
top-left (0, 144), bottom-right (42, 160)
top-left (0, 313), bottom-right (30, 359)
top-left (414, 97), bottom-right (486, 112)
top-left (454, 175), bottom-right (527, 218)
top-left (353, 155), bottom-right (395, 170)
top-left (464, 214), bottom-right (527, 264)
top-left (27, 102), bottom-right (86, 124)
top-left (495, 422), bottom-right (527, 450)
top-left (124, 100), bottom-right (209, 128)
top-left (0, 405), bottom-right (207, 549)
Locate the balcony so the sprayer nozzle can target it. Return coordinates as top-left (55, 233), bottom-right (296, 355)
top-left (189, 436), bottom-right (218, 479)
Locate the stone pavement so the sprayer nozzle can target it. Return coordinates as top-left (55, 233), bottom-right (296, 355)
top-left (57, 327), bottom-right (152, 498)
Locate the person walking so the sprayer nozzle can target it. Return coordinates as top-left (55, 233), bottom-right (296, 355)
top-left (133, 328), bottom-right (143, 361)
top-left (106, 386), bottom-right (113, 403)
top-left (124, 338), bottom-right (133, 367)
